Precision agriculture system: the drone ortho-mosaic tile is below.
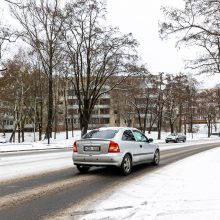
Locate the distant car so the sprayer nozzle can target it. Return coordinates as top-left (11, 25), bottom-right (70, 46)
top-left (72, 127), bottom-right (160, 175)
top-left (0, 135), bottom-right (7, 143)
top-left (165, 133), bottom-right (186, 143)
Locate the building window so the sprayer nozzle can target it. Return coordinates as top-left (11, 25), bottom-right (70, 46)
top-left (100, 118), bottom-right (109, 124)
top-left (100, 109), bottom-right (109, 114)
top-left (100, 99), bottom-right (110, 105)
top-left (68, 89), bottom-right (75, 96)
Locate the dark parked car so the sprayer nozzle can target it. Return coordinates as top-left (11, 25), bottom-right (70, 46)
top-left (165, 133), bottom-right (186, 143)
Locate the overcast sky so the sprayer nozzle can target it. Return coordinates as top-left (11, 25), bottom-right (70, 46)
top-left (0, 0), bottom-right (219, 88)
top-left (106, 0), bottom-right (219, 88)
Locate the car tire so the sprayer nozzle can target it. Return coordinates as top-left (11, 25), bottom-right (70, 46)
top-left (76, 165), bottom-right (90, 174)
top-left (120, 154), bottom-right (132, 176)
top-left (166, 140), bottom-right (169, 143)
top-left (183, 138), bottom-right (186, 142)
top-left (175, 138), bottom-right (179, 143)
top-left (152, 150), bottom-right (160, 166)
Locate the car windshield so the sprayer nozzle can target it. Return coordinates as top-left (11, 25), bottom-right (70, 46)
top-left (170, 133), bottom-right (177, 136)
top-left (83, 129), bottom-right (118, 139)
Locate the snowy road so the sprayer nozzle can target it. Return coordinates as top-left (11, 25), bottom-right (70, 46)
top-left (0, 141), bottom-right (219, 220)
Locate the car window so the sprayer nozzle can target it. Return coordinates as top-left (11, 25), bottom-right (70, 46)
top-left (171, 133), bottom-right (177, 136)
top-left (133, 130), bottom-right (147, 142)
top-left (83, 129), bottom-right (118, 139)
top-left (122, 130), bottom-right (135, 141)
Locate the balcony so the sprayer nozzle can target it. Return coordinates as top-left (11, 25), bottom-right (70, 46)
top-left (91, 114), bottom-right (110, 118)
top-left (68, 105), bottom-right (79, 109)
top-left (94, 105), bottom-right (110, 109)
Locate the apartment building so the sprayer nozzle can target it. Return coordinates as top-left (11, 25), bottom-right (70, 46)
top-left (66, 85), bottom-right (112, 130)
top-left (64, 75), bottom-right (160, 131)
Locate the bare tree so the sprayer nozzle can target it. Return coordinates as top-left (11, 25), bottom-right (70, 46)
top-left (63, 0), bottom-right (138, 136)
top-left (0, 23), bottom-right (19, 72)
top-left (201, 89), bottom-right (217, 137)
top-left (10, 0), bottom-right (65, 143)
top-left (160, 0), bottom-right (220, 75)
top-left (163, 74), bottom-right (191, 133)
top-left (0, 52), bottom-right (32, 142)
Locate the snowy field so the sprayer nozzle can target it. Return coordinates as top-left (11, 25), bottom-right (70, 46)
top-left (75, 147), bottom-right (220, 220)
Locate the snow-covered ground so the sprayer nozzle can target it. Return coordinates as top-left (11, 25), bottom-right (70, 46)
top-left (0, 131), bottom-right (82, 152)
top-left (0, 151), bottom-right (73, 181)
top-left (1, 130), bottom-right (220, 181)
top-left (75, 147), bottom-right (220, 220)
top-left (0, 129), bottom-right (219, 152)
top-left (1, 129), bottom-right (220, 219)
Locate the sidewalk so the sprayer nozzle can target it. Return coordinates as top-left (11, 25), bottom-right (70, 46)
top-left (72, 147), bottom-right (220, 220)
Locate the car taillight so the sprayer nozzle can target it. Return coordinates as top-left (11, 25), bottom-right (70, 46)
top-left (73, 141), bottom-right (78, 152)
top-left (108, 140), bottom-right (120, 153)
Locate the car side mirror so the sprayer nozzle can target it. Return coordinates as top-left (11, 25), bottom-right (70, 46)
top-left (148, 138), bottom-right (153, 143)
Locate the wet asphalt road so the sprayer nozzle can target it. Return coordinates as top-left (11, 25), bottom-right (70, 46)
top-left (0, 142), bottom-right (219, 220)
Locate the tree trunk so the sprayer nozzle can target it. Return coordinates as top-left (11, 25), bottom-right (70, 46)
top-left (157, 109), bottom-right (163, 140)
top-left (157, 120), bottom-right (162, 140)
top-left (81, 120), bottom-right (89, 137)
top-left (39, 99), bottom-right (43, 141)
top-left (47, 70), bottom-right (53, 144)
top-left (9, 122), bottom-right (18, 143)
top-left (178, 105), bottom-right (182, 132)
top-left (170, 119), bottom-right (174, 133)
top-left (207, 115), bottom-right (211, 138)
top-left (71, 118), bottom-right (74, 137)
top-left (64, 82), bottom-right (68, 139)
top-left (54, 82), bottom-right (57, 140)
top-left (80, 99), bottom-right (91, 137)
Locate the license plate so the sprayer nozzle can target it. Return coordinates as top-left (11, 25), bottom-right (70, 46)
top-left (84, 146), bottom-right (100, 152)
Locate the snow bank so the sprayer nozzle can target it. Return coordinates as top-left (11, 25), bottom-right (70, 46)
top-left (77, 147), bottom-right (220, 220)
top-left (1, 130), bottom-right (220, 152)
top-left (0, 131), bottom-right (82, 152)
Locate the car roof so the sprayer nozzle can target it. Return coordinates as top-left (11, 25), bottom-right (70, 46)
top-left (98, 127), bottom-right (138, 131)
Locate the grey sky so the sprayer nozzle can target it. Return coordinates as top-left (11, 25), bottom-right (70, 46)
top-left (0, 0), bottom-right (219, 88)
top-left (106, 0), bottom-right (219, 88)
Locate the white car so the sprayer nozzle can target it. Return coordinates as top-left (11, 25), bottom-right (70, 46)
top-left (0, 135), bottom-right (7, 143)
top-left (73, 127), bottom-right (160, 175)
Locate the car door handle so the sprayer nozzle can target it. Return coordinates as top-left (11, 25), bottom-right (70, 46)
top-left (140, 145), bottom-right (142, 148)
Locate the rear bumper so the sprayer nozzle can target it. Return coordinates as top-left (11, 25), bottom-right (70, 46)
top-left (72, 153), bottom-right (122, 167)
top-left (166, 138), bottom-right (176, 142)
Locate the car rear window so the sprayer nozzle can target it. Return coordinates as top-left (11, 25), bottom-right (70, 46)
top-left (83, 129), bottom-right (118, 139)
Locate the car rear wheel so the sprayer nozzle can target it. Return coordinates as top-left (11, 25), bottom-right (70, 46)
top-left (76, 165), bottom-right (90, 174)
top-left (175, 138), bottom-right (179, 143)
top-left (120, 154), bottom-right (132, 176)
top-left (152, 150), bottom-right (160, 166)
top-left (183, 138), bottom-right (186, 142)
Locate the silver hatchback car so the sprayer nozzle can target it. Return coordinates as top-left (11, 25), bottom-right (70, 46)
top-left (72, 127), bottom-right (160, 175)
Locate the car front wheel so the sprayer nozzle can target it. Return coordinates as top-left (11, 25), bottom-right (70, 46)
top-left (76, 165), bottom-right (90, 174)
top-left (152, 150), bottom-right (160, 166)
top-left (120, 154), bottom-right (132, 176)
